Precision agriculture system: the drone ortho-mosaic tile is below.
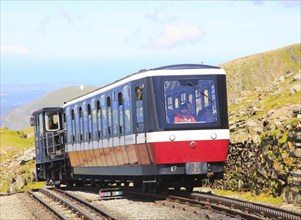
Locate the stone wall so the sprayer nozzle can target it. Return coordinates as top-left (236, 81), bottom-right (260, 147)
top-left (208, 108), bottom-right (301, 206)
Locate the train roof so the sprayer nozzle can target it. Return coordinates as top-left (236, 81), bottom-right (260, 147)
top-left (151, 64), bottom-right (220, 70)
top-left (64, 64), bottom-right (224, 107)
top-left (31, 107), bottom-right (64, 116)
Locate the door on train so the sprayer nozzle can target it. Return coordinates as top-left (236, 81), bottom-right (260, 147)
top-left (133, 80), bottom-right (152, 165)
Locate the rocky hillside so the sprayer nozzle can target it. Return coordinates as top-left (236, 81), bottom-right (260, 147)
top-left (207, 43), bottom-right (301, 206)
top-left (0, 128), bottom-right (36, 192)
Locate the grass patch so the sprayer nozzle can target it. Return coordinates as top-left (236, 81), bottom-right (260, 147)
top-left (21, 181), bottom-right (46, 191)
top-left (213, 189), bottom-right (283, 206)
top-left (0, 128), bottom-right (34, 163)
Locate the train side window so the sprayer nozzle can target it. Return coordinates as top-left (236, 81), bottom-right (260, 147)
top-left (79, 107), bottom-right (83, 142)
top-left (107, 96), bottom-right (112, 137)
top-left (101, 96), bottom-right (107, 138)
top-left (90, 100), bottom-right (97, 141)
top-left (97, 100), bottom-right (102, 139)
top-left (71, 109), bottom-right (75, 142)
top-left (135, 84), bottom-right (144, 132)
top-left (118, 92), bottom-right (124, 135)
top-left (112, 93), bottom-right (118, 137)
top-left (123, 86), bottom-right (131, 134)
top-left (87, 103), bottom-right (92, 140)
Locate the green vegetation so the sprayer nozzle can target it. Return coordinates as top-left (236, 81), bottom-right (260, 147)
top-left (0, 128), bottom-right (34, 163)
top-left (0, 128), bottom-right (35, 193)
top-left (214, 189), bottom-right (283, 206)
top-left (224, 43), bottom-right (300, 118)
top-left (21, 181), bottom-right (46, 191)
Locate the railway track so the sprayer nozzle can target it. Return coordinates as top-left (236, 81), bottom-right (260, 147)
top-left (28, 187), bottom-right (116, 220)
top-left (29, 186), bottom-right (300, 220)
top-left (189, 191), bottom-right (301, 220)
top-left (124, 189), bottom-right (301, 220)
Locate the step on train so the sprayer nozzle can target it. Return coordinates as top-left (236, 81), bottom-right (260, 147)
top-left (30, 64), bottom-right (230, 192)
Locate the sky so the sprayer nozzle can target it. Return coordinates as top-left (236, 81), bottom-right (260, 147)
top-left (1, 0), bottom-right (300, 87)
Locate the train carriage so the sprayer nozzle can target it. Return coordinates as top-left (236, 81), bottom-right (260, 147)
top-left (31, 64), bottom-right (229, 191)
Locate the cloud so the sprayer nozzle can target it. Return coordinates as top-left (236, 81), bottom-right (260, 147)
top-left (36, 9), bottom-right (76, 34)
top-left (1, 45), bottom-right (30, 55)
top-left (152, 22), bottom-right (204, 49)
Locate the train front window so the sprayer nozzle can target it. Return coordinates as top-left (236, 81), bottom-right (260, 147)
top-left (45, 112), bottom-right (60, 131)
top-left (164, 79), bottom-right (218, 124)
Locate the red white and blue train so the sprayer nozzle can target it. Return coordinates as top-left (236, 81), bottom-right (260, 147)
top-left (31, 64), bottom-right (230, 192)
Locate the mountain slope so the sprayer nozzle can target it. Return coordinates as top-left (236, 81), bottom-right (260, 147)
top-left (221, 43), bottom-right (300, 103)
top-left (2, 86), bottom-right (98, 130)
top-left (219, 43), bottom-right (300, 142)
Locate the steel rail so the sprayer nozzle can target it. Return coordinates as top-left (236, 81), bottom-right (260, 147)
top-left (27, 191), bottom-right (66, 220)
top-left (167, 194), bottom-right (262, 220)
top-left (190, 192), bottom-right (301, 220)
top-left (124, 189), bottom-right (261, 219)
top-left (53, 188), bottom-right (117, 220)
top-left (40, 188), bottom-right (98, 220)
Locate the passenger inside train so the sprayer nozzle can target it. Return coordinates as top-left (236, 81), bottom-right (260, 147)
top-left (197, 106), bottom-right (216, 122)
top-left (174, 102), bottom-right (196, 123)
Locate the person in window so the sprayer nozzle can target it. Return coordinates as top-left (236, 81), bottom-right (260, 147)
top-left (174, 103), bottom-right (196, 123)
top-left (198, 106), bottom-right (216, 122)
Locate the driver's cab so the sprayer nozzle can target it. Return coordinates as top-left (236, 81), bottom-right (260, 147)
top-left (31, 107), bottom-right (65, 163)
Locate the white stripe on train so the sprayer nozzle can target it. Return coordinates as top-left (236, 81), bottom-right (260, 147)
top-left (66, 129), bottom-right (229, 152)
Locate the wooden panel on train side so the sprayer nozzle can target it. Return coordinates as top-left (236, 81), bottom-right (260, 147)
top-left (112, 137), bottom-right (124, 165)
top-left (71, 150), bottom-right (80, 166)
top-left (127, 144), bottom-right (139, 165)
top-left (135, 133), bottom-right (151, 165)
top-left (119, 136), bottom-right (130, 165)
top-left (92, 141), bottom-right (102, 166)
top-left (89, 149), bottom-right (97, 166)
top-left (93, 148), bottom-right (102, 166)
top-left (114, 145), bottom-right (125, 165)
top-left (90, 141), bottom-right (98, 166)
top-left (120, 146), bottom-right (130, 165)
top-left (85, 149), bottom-right (92, 166)
top-left (67, 151), bottom-right (77, 166)
top-left (76, 144), bottom-right (84, 166)
top-left (136, 144), bottom-right (151, 165)
top-left (80, 150), bottom-right (88, 166)
top-left (108, 138), bottom-right (118, 166)
top-left (146, 143), bottom-right (155, 164)
top-left (124, 135), bottom-right (136, 165)
top-left (98, 143), bottom-right (108, 166)
top-left (103, 139), bottom-right (113, 166)
top-left (87, 143), bottom-right (96, 166)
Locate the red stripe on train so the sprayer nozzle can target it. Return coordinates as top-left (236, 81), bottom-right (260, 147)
top-left (149, 139), bottom-right (229, 164)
